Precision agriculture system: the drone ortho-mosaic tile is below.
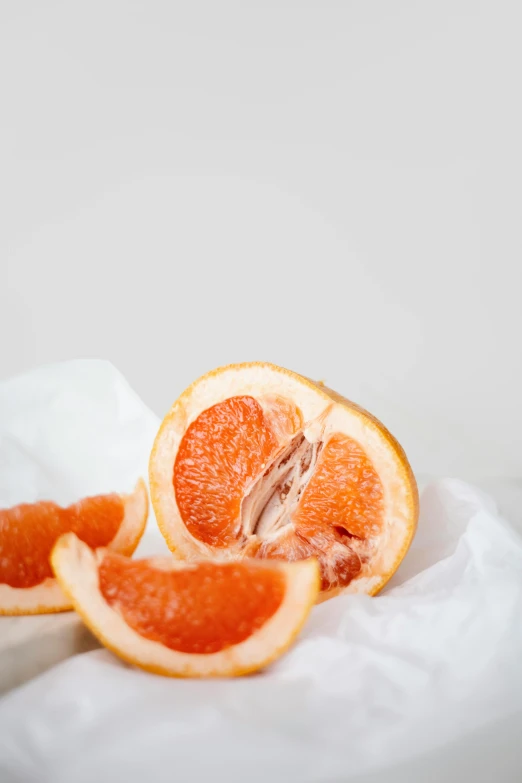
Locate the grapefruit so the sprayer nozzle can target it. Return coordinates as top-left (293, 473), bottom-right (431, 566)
top-left (51, 533), bottom-right (319, 677)
top-left (150, 363), bottom-right (418, 599)
top-left (0, 480), bottom-right (148, 615)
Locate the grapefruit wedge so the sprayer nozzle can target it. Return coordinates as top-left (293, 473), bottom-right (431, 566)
top-left (0, 480), bottom-right (148, 615)
top-left (51, 533), bottom-right (320, 677)
top-left (150, 363), bottom-right (418, 600)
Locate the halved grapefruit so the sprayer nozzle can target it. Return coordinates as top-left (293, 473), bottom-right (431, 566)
top-left (150, 363), bottom-right (418, 600)
top-left (0, 480), bottom-right (148, 615)
top-left (51, 532), bottom-right (319, 677)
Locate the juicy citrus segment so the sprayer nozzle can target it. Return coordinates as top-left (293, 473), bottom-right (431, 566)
top-left (150, 362), bottom-right (418, 600)
top-left (0, 494), bottom-right (124, 588)
top-left (99, 553), bottom-right (285, 654)
top-left (174, 396), bottom-right (279, 547)
top-left (293, 433), bottom-right (384, 541)
top-left (0, 481), bottom-right (148, 616)
top-left (51, 533), bottom-right (320, 677)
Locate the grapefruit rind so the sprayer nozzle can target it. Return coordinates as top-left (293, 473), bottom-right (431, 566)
top-left (106, 479), bottom-right (149, 556)
top-left (0, 480), bottom-right (149, 616)
top-left (149, 362), bottom-right (418, 599)
top-left (51, 532), bottom-right (320, 678)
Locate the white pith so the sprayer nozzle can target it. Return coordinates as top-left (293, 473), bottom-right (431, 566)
top-left (51, 533), bottom-right (319, 677)
top-left (0, 480), bottom-right (148, 615)
top-left (240, 431), bottom-right (323, 543)
top-left (150, 363), bottom-right (416, 597)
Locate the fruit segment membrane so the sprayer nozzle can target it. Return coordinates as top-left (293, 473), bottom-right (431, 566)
top-left (99, 553), bottom-right (285, 654)
top-left (174, 396), bottom-right (384, 591)
top-left (0, 495), bottom-right (124, 588)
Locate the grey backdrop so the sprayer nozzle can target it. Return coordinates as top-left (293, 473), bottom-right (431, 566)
top-left (2, 1), bottom-right (521, 482)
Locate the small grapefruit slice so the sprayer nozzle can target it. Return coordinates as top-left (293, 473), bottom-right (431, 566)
top-left (51, 533), bottom-right (319, 677)
top-left (0, 480), bottom-right (148, 615)
top-left (150, 363), bottom-right (418, 600)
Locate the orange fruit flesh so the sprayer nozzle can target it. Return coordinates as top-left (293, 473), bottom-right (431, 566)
top-left (173, 396), bottom-right (384, 592)
top-left (98, 553), bottom-right (285, 654)
top-left (0, 494), bottom-right (124, 588)
top-left (174, 396), bottom-right (278, 547)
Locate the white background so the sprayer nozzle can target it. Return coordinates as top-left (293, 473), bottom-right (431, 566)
top-left (1, 0), bottom-right (521, 481)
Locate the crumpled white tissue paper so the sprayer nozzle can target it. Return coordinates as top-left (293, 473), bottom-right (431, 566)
top-left (0, 359), bottom-right (165, 555)
top-left (1, 361), bottom-right (521, 783)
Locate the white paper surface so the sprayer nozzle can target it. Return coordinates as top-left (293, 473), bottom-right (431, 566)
top-left (1, 361), bottom-right (522, 782)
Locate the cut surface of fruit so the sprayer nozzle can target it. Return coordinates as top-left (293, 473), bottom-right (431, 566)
top-left (0, 480), bottom-right (148, 615)
top-left (174, 396), bottom-right (279, 547)
top-left (99, 553), bottom-right (285, 654)
top-left (150, 363), bottom-right (418, 600)
top-left (51, 533), bottom-right (319, 677)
